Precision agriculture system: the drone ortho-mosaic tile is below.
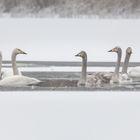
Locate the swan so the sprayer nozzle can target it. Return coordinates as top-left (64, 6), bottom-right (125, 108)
top-left (90, 47), bottom-right (122, 84)
top-left (1, 48), bottom-right (26, 79)
top-left (0, 48), bottom-right (41, 87)
top-left (120, 47), bottom-right (132, 82)
top-left (108, 47), bottom-right (122, 83)
top-left (122, 47), bottom-right (132, 74)
top-left (75, 51), bottom-right (101, 87)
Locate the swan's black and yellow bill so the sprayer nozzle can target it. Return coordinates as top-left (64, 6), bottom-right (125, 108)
top-left (22, 51), bottom-right (27, 55)
top-left (108, 48), bottom-right (117, 52)
top-left (75, 53), bottom-right (80, 57)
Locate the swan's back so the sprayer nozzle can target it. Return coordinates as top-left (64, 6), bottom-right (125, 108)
top-left (1, 70), bottom-right (22, 79)
top-left (128, 67), bottom-right (140, 77)
top-left (0, 75), bottom-right (40, 86)
top-left (85, 74), bottom-right (101, 87)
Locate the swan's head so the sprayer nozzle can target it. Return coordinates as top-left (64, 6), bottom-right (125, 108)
top-left (13, 48), bottom-right (27, 55)
top-left (126, 47), bottom-right (132, 55)
top-left (75, 51), bottom-right (87, 59)
top-left (108, 47), bottom-right (122, 54)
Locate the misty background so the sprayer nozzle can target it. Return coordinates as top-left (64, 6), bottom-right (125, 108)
top-left (0, 0), bottom-right (140, 17)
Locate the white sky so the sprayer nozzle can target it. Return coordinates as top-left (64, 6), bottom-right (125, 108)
top-left (0, 19), bottom-right (140, 62)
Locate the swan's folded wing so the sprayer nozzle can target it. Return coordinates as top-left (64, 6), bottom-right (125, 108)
top-left (0, 75), bottom-right (40, 87)
top-left (1, 70), bottom-right (22, 79)
top-left (128, 67), bottom-right (140, 77)
top-left (95, 72), bottom-right (113, 83)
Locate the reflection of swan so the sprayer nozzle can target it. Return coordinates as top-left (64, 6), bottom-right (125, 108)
top-left (75, 51), bottom-right (101, 87)
top-left (108, 47), bottom-right (122, 83)
top-left (0, 48), bottom-right (40, 87)
top-left (2, 48), bottom-right (26, 79)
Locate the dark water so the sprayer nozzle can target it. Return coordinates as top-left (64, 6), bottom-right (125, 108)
top-left (1, 61), bottom-right (140, 91)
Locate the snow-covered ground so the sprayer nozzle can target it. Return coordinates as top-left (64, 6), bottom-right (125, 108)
top-left (0, 19), bottom-right (140, 140)
top-left (0, 19), bottom-right (140, 62)
top-left (0, 91), bottom-right (140, 140)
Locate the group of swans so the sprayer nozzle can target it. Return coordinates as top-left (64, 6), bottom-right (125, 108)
top-left (75, 47), bottom-right (134, 87)
top-left (0, 48), bottom-right (40, 87)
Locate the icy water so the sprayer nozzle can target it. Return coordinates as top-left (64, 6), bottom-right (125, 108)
top-left (1, 61), bottom-right (140, 91)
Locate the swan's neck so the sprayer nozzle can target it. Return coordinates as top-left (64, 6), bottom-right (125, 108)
top-left (115, 51), bottom-right (122, 75)
top-left (80, 56), bottom-right (87, 84)
top-left (12, 52), bottom-right (19, 75)
top-left (122, 53), bottom-right (131, 74)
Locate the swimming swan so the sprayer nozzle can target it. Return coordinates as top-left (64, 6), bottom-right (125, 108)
top-left (91, 47), bottom-right (123, 84)
top-left (0, 49), bottom-right (40, 87)
top-left (1, 48), bottom-right (25, 79)
top-left (108, 47), bottom-right (122, 83)
top-left (120, 47), bottom-right (132, 82)
top-left (75, 51), bottom-right (102, 87)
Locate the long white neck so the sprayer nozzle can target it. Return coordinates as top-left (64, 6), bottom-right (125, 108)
top-left (115, 51), bottom-right (122, 75)
top-left (122, 53), bottom-right (131, 74)
top-left (80, 56), bottom-right (87, 85)
top-left (11, 51), bottom-right (19, 75)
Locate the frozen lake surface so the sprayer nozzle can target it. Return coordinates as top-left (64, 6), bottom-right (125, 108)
top-left (0, 91), bottom-right (140, 140)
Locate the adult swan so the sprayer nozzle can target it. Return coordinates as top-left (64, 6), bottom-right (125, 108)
top-left (0, 48), bottom-right (40, 87)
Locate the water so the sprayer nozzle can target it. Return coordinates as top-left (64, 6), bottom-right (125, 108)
top-left (1, 61), bottom-right (140, 91)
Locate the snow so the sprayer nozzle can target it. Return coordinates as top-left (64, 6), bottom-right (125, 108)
top-left (0, 19), bottom-right (139, 62)
top-left (0, 91), bottom-right (140, 140)
top-left (0, 19), bottom-right (140, 140)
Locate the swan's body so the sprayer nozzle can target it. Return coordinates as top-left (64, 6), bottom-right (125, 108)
top-left (128, 67), bottom-right (140, 81)
top-left (0, 48), bottom-right (41, 87)
top-left (1, 70), bottom-right (22, 79)
top-left (0, 75), bottom-right (40, 86)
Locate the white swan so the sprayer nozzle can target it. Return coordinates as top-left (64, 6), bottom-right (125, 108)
top-left (0, 48), bottom-right (40, 87)
top-left (1, 48), bottom-right (25, 79)
top-left (75, 51), bottom-right (101, 87)
top-left (128, 67), bottom-right (140, 78)
top-left (123, 47), bottom-right (140, 81)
